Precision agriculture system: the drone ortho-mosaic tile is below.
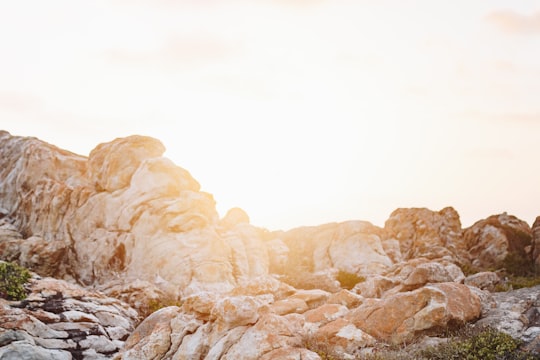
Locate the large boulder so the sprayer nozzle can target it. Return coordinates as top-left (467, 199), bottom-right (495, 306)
top-left (384, 207), bottom-right (466, 261)
top-left (347, 282), bottom-right (481, 344)
top-left (474, 285), bottom-right (540, 352)
top-left (463, 213), bottom-right (533, 273)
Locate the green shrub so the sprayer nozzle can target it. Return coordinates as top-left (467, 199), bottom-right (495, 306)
top-left (419, 327), bottom-right (536, 360)
top-left (0, 262), bottom-right (31, 301)
top-left (336, 270), bottom-right (365, 290)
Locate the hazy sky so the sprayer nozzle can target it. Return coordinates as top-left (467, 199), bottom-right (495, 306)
top-left (1, 1), bottom-right (540, 230)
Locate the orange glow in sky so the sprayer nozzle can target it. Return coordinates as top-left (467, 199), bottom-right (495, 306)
top-left (1, 1), bottom-right (540, 230)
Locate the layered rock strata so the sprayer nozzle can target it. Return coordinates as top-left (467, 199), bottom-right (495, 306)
top-left (0, 273), bottom-right (137, 359)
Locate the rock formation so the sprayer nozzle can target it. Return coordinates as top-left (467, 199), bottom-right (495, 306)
top-left (463, 213), bottom-right (533, 272)
top-left (0, 130), bottom-right (538, 359)
top-left (0, 269), bottom-right (138, 359)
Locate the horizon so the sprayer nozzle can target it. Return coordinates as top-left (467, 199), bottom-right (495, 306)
top-left (2, 1), bottom-right (540, 230)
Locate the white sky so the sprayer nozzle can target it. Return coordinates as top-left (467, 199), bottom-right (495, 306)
top-left (1, 1), bottom-right (540, 230)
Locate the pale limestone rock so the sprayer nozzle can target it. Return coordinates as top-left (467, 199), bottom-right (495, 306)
top-left (0, 275), bottom-right (137, 359)
top-left (290, 289), bottom-right (331, 310)
top-left (87, 135), bottom-right (166, 192)
top-left (201, 325), bottom-right (248, 360)
top-left (303, 304), bottom-right (350, 334)
top-left (313, 318), bottom-right (376, 358)
top-left (464, 271), bottom-right (501, 292)
top-left (280, 221), bottom-right (392, 281)
top-left (269, 298), bottom-right (309, 316)
top-left (352, 275), bottom-right (396, 298)
top-left (220, 207), bottom-right (250, 229)
top-left (0, 132), bottom-right (278, 314)
top-left (230, 276), bottom-right (295, 300)
top-left (354, 259), bottom-right (465, 299)
top-left (285, 269), bottom-right (342, 292)
top-left (121, 306), bottom-right (186, 359)
top-left (259, 347), bottom-right (322, 360)
top-left (2, 132), bottom-right (531, 358)
top-left (211, 295), bottom-right (273, 330)
top-left (474, 285), bottom-right (540, 352)
top-left (221, 313), bottom-right (305, 359)
top-left (0, 341), bottom-right (72, 360)
top-left (266, 238), bottom-right (290, 273)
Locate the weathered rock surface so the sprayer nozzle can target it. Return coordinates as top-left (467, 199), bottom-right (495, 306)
top-left (0, 274), bottom-right (137, 359)
top-left (348, 282), bottom-right (482, 344)
top-left (0, 131), bottom-right (271, 308)
top-left (384, 207), bottom-right (466, 262)
top-left (1, 131), bottom-right (540, 359)
top-left (474, 285), bottom-right (540, 352)
top-left (463, 213), bottom-right (533, 271)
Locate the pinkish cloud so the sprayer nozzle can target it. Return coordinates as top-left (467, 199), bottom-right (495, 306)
top-left (486, 10), bottom-right (540, 34)
top-left (0, 92), bottom-right (41, 112)
top-left (104, 35), bottom-right (238, 69)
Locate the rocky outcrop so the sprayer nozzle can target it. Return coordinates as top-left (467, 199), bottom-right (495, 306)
top-left (0, 131), bottom-right (270, 308)
top-left (277, 221), bottom-right (393, 290)
top-left (463, 213), bottom-right (533, 272)
top-left (474, 285), bottom-right (540, 353)
top-left (0, 275), bottom-right (137, 359)
top-left (1, 131), bottom-right (539, 359)
top-left (384, 207), bottom-right (466, 262)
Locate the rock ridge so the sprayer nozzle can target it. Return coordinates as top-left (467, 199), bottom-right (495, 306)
top-left (0, 131), bottom-right (538, 359)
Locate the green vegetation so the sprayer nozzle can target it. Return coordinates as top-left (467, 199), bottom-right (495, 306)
top-left (308, 327), bottom-right (539, 360)
top-left (418, 327), bottom-right (537, 360)
top-left (336, 270), bottom-right (365, 290)
top-left (494, 275), bottom-right (540, 292)
top-left (140, 294), bottom-right (182, 319)
top-left (0, 261), bottom-right (31, 301)
top-left (460, 249), bottom-right (540, 292)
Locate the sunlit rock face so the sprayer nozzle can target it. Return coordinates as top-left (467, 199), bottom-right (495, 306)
top-left (277, 221), bottom-right (393, 288)
top-left (384, 207), bottom-right (467, 262)
top-left (0, 131), bottom-right (268, 299)
top-left (347, 282), bottom-right (482, 344)
top-left (463, 213), bottom-right (533, 271)
top-left (2, 131), bottom-right (539, 359)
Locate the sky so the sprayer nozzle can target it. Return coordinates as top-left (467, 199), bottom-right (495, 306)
top-left (1, 1), bottom-right (540, 230)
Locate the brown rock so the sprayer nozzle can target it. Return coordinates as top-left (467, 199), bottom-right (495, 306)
top-left (463, 213), bottom-right (533, 271)
top-left (347, 282), bottom-right (481, 344)
top-left (530, 216), bottom-right (540, 266)
top-left (313, 318), bottom-right (375, 358)
top-left (327, 289), bottom-right (364, 309)
top-left (384, 207), bottom-right (466, 261)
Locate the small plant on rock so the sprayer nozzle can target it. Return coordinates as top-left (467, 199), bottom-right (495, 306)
top-left (336, 270), bottom-right (365, 290)
top-left (0, 261), bottom-right (31, 301)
